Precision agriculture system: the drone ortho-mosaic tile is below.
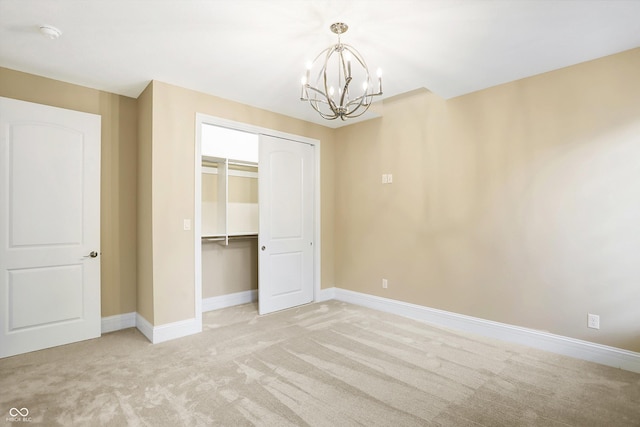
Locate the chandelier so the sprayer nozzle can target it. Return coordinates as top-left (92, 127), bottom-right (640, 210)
top-left (301, 22), bottom-right (383, 121)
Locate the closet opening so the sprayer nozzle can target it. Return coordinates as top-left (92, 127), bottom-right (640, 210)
top-left (194, 114), bottom-right (321, 318)
top-left (200, 124), bottom-right (259, 306)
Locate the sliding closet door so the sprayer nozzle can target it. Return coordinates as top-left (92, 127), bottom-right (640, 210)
top-left (258, 135), bottom-right (314, 315)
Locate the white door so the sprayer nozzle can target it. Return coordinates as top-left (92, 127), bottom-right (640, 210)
top-left (258, 135), bottom-right (314, 315)
top-left (0, 97), bottom-right (101, 358)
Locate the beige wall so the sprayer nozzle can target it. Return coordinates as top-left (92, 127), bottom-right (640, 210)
top-left (0, 67), bottom-right (138, 318)
top-left (202, 240), bottom-right (258, 298)
top-left (136, 82), bottom-right (154, 323)
top-left (335, 48), bottom-right (640, 352)
top-left (148, 81), bottom-right (336, 325)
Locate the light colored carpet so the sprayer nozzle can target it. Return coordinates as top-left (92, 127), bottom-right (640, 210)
top-left (1, 300), bottom-right (639, 426)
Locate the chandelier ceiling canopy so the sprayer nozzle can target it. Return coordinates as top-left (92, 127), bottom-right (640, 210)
top-left (301, 22), bottom-right (383, 121)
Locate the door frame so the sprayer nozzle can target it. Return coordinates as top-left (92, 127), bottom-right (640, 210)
top-left (194, 113), bottom-right (321, 318)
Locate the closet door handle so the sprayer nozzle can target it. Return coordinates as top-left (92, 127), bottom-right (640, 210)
top-left (261, 246), bottom-right (266, 251)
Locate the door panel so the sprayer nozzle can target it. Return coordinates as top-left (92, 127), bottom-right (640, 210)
top-left (0, 97), bottom-right (101, 358)
top-left (258, 135), bottom-right (314, 315)
top-left (9, 265), bottom-right (83, 329)
top-left (9, 123), bottom-right (83, 246)
top-left (269, 151), bottom-right (303, 238)
top-left (269, 252), bottom-right (304, 296)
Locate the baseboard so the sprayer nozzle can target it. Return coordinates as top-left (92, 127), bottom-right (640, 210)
top-left (102, 290), bottom-right (258, 343)
top-left (332, 287), bottom-right (640, 374)
top-left (135, 313), bottom-right (154, 343)
top-left (316, 287), bottom-right (336, 302)
top-left (134, 313), bottom-right (202, 344)
top-left (151, 317), bottom-right (202, 344)
top-left (202, 289), bottom-right (257, 312)
top-left (101, 312), bottom-right (136, 334)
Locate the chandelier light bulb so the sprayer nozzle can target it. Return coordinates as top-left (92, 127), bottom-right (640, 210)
top-left (344, 51), bottom-right (352, 77)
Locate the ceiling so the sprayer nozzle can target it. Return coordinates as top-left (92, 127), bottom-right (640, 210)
top-left (1, 0), bottom-right (639, 128)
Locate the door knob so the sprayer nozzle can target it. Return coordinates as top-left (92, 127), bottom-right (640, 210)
top-left (84, 251), bottom-right (98, 258)
top-left (261, 246), bottom-right (266, 251)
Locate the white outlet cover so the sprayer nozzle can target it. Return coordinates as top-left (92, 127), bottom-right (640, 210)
top-left (587, 313), bottom-right (600, 329)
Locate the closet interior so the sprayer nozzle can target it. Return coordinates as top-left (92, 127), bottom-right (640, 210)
top-left (201, 124), bottom-right (259, 300)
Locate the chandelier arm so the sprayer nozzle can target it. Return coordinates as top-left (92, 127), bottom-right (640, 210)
top-left (322, 46), bottom-right (337, 112)
top-left (339, 47), bottom-right (350, 81)
top-left (346, 89), bottom-right (378, 116)
top-left (346, 99), bottom-right (369, 112)
top-left (305, 46), bottom-right (334, 99)
top-left (308, 71), bottom-right (339, 116)
top-left (346, 92), bottom-right (370, 107)
top-left (342, 107), bottom-right (371, 119)
top-left (342, 44), bottom-right (368, 68)
top-left (326, 96), bottom-right (338, 115)
top-left (314, 107), bottom-right (339, 120)
top-left (342, 99), bottom-right (373, 119)
top-left (308, 96), bottom-right (339, 120)
top-left (346, 97), bottom-right (367, 117)
top-left (339, 77), bottom-right (352, 108)
top-left (346, 90), bottom-right (382, 107)
top-left (305, 86), bottom-right (332, 100)
top-left (311, 105), bottom-right (338, 120)
top-left (342, 44), bottom-right (373, 104)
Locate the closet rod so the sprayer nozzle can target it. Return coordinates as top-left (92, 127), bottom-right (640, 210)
top-left (228, 234), bottom-right (258, 241)
top-left (228, 160), bottom-right (258, 168)
top-left (201, 236), bottom-right (225, 242)
top-left (201, 234), bottom-right (258, 242)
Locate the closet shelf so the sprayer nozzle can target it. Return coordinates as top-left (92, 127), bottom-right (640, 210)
top-left (201, 155), bottom-right (258, 245)
top-left (201, 234), bottom-right (258, 243)
top-left (202, 156), bottom-right (257, 168)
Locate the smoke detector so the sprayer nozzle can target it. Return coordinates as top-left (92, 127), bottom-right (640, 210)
top-left (39, 25), bottom-right (62, 40)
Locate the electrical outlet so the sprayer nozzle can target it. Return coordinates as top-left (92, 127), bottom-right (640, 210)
top-left (387, 174), bottom-right (393, 183)
top-left (382, 278), bottom-right (388, 289)
top-left (587, 313), bottom-right (600, 330)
